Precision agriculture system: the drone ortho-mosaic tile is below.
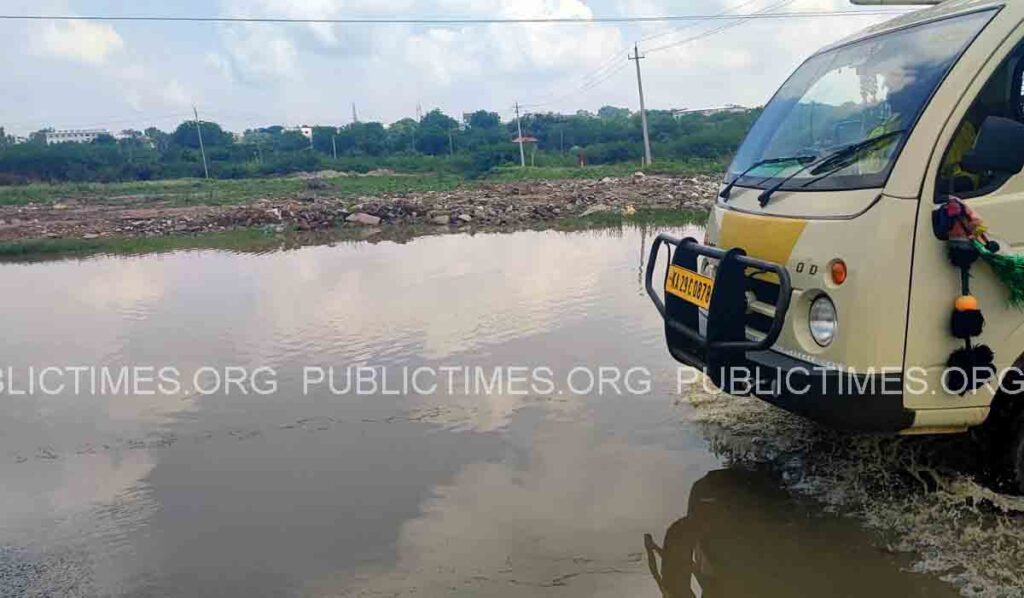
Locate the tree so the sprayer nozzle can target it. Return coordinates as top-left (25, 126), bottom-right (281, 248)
top-left (420, 108), bottom-right (458, 131)
top-left (28, 129), bottom-right (51, 146)
top-left (415, 125), bottom-right (450, 155)
top-left (144, 127), bottom-right (171, 152)
top-left (387, 118), bottom-right (418, 153)
top-left (170, 120), bottom-right (233, 149)
top-left (311, 126), bottom-right (339, 155)
top-left (467, 110), bottom-right (500, 130)
top-left (0, 105), bottom-right (759, 183)
top-left (597, 106), bottom-right (631, 121)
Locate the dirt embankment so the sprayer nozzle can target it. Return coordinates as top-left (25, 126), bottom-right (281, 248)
top-left (0, 173), bottom-right (721, 242)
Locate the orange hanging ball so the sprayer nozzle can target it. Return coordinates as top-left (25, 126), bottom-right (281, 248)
top-left (955, 295), bottom-right (979, 312)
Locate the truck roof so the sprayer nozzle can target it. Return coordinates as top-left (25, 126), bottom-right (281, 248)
top-left (819, 0), bottom-right (1008, 54)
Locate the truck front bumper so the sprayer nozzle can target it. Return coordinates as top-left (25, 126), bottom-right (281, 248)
top-left (646, 233), bottom-right (912, 433)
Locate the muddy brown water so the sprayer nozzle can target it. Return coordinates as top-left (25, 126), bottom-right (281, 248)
top-left (0, 227), bottom-right (1017, 597)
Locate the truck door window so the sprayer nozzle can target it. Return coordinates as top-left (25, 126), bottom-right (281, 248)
top-left (939, 43), bottom-right (1024, 198)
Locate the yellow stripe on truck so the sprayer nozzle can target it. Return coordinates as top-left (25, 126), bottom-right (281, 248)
top-left (718, 211), bottom-right (807, 266)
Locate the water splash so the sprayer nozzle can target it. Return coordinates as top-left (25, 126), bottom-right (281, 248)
top-left (679, 387), bottom-right (1024, 597)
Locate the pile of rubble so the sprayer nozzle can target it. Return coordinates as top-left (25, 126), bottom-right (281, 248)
top-left (0, 173), bottom-right (722, 242)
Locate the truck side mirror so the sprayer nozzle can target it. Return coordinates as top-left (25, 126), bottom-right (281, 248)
top-left (962, 116), bottom-right (1024, 174)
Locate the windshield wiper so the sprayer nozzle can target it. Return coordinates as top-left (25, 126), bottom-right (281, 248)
top-left (757, 129), bottom-right (907, 207)
top-left (798, 128), bottom-right (907, 190)
top-left (719, 155), bottom-right (815, 200)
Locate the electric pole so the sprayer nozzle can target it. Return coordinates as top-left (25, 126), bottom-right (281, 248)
top-left (352, 103), bottom-right (359, 124)
top-left (515, 101), bottom-right (525, 168)
top-left (193, 105), bottom-right (210, 179)
top-left (629, 43), bottom-right (653, 166)
top-left (448, 128), bottom-right (454, 158)
top-left (331, 135), bottom-right (337, 160)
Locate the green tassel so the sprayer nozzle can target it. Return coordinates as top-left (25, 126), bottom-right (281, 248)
top-left (975, 241), bottom-right (1024, 309)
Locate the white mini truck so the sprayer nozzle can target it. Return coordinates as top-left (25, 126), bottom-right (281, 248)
top-left (647, 0), bottom-right (1024, 491)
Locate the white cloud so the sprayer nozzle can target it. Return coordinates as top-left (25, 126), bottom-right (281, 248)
top-left (36, 20), bottom-right (125, 65)
top-left (218, 23), bottom-right (300, 83)
top-left (1, 0), bottom-right (911, 134)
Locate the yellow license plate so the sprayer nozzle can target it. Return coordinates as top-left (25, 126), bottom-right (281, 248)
top-left (665, 265), bottom-right (714, 309)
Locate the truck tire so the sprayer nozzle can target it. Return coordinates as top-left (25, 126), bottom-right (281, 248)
top-left (1013, 414), bottom-right (1024, 495)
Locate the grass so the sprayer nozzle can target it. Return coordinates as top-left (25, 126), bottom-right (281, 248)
top-left (0, 160), bottom-right (722, 207)
top-left (0, 228), bottom-right (286, 260)
top-left (0, 173), bottom-right (465, 207)
top-left (483, 159), bottom-right (723, 183)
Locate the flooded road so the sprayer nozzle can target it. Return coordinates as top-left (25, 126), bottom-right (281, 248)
top-left (0, 227), bottom-right (1013, 596)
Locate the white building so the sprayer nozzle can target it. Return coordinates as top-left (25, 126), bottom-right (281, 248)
top-left (672, 104), bottom-right (749, 118)
top-left (45, 129), bottom-right (110, 145)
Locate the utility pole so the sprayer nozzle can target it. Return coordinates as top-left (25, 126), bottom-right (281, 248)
top-left (628, 43), bottom-right (653, 166)
top-left (193, 105), bottom-right (210, 179)
top-left (515, 101), bottom-right (525, 168)
top-left (352, 103), bottom-right (359, 124)
top-left (331, 135), bottom-right (337, 160)
top-left (448, 128), bottom-right (454, 158)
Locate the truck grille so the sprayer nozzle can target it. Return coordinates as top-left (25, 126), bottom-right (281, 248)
top-left (746, 276), bottom-right (782, 340)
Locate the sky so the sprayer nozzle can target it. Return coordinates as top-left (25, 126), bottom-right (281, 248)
top-left (0, 0), bottom-right (914, 136)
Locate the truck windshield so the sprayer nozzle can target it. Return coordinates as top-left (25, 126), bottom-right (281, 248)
top-left (727, 9), bottom-right (995, 193)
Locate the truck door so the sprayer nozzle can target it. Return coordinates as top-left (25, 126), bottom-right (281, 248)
top-left (907, 31), bottom-right (1024, 425)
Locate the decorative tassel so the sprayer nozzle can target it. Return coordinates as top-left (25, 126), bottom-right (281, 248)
top-left (975, 240), bottom-right (1024, 309)
top-left (944, 344), bottom-right (996, 395)
top-left (951, 308), bottom-right (984, 339)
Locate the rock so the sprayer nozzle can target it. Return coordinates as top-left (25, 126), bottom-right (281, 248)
top-left (600, 177), bottom-right (614, 184)
top-left (623, 205), bottom-right (637, 217)
top-left (346, 212), bottom-right (381, 226)
top-left (457, 214), bottom-right (473, 223)
top-left (83, 233), bottom-right (99, 239)
top-left (431, 215), bottom-right (450, 225)
top-left (581, 204), bottom-right (613, 217)
top-left (633, 171), bottom-right (646, 180)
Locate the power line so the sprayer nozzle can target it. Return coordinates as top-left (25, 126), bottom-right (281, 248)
top-left (520, 0), bottom-right (800, 111)
top-left (644, 0), bottom-right (803, 56)
top-left (0, 9), bottom-right (910, 25)
top-left (520, 0), bottom-right (803, 110)
top-left (636, 0), bottom-right (765, 45)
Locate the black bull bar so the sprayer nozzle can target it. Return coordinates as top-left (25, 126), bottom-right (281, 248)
top-left (644, 234), bottom-right (793, 371)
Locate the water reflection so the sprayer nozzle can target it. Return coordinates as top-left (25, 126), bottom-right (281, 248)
top-left (643, 468), bottom-right (957, 598)
top-left (0, 226), bottom-right (973, 597)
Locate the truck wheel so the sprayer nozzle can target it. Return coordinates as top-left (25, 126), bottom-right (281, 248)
top-left (1013, 415), bottom-right (1024, 495)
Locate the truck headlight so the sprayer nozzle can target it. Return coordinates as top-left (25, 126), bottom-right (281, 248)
top-left (809, 295), bottom-right (837, 347)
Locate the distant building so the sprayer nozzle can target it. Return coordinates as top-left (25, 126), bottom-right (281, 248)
top-left (295, 125), bottom-right (313, 140)
top-left (672, 104), bottom-right (748, 118)
top-left (45, 129), bottom-right (110, 145)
